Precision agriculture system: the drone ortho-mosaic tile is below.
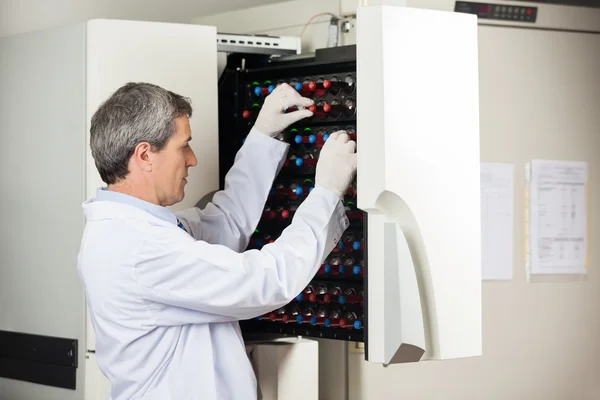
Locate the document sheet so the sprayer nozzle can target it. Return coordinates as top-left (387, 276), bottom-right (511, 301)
top-left (481, 163), bottom-right (515, 280)
top-left (528, 159), bottom-right (588, 275)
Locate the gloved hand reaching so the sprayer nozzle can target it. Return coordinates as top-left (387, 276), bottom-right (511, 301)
top-left (254, 83), bottom-right (314, 137)
top-left (315, 131), bottom-right (357, 199)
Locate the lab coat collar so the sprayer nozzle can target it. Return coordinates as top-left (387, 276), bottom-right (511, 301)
top-left (83, 187), bottom-right (179, 226)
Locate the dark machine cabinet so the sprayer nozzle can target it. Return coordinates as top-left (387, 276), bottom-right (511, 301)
top-left (218, 46), bottom-right (367, 344)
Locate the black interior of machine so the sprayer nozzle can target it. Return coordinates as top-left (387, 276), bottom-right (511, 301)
top-left (218, 45), bottom-right (367, 343)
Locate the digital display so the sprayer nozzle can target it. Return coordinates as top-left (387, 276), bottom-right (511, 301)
top-left (455, 1), bottom-right (538, 22)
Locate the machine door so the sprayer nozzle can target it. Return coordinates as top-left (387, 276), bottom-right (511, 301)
top-left (356, 3), bottom-right (483, 364)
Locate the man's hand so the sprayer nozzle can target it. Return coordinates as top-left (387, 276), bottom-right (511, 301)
top-left (315, 131), bottom-right (357, 199)
top-left (254, 83), bottom-right (314, 137)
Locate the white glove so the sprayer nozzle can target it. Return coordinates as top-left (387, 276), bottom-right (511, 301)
top-left (315, 131), bottom-right (357, 199)
top-left (254, 83), bottom-right (314, 137)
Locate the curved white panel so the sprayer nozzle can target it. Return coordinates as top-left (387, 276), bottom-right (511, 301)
top-left (366, 210), bottom-right (426, 365)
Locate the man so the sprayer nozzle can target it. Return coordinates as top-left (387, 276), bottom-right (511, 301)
top-left (77, 82), bottom-right (357, 400)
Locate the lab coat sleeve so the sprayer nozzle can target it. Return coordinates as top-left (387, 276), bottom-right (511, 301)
top-left (135, 186), bottom-right (349, 322)
top-left (175, 127), bottom-right (289, 252)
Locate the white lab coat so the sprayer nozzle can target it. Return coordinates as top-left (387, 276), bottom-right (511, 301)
top-left (77, 128), bottom-right (349, 400)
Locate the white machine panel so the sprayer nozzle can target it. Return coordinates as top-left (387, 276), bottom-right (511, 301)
top-left (84, 354), bottom-right (112, 400)
top-left (356, 4), bottom-right (482, 363)
top-left (249, 338), bottom-right (319, 400)
top-left (0, 22), bottom-right (87, 400)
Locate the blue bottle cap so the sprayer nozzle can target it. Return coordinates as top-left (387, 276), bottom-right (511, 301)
top-left (295, 158), bottom-right (303, 166)
top-left (338, 265), bottom-right (346, 274)
top-left (256, 315), bottom-right (262, 320)
top-left (294, 82), bottom-right (302, 91)
top-left (309, 186), bottom-right (314, 192)
top-left (309, 134), bottom-right (316, 143)
top-left (353, 266), bottom-right (361, 275)
top-left (324, 133), bottom-right (329, 141)
top-left (353, 241), bottom-right (360, 250)
top-left (324, 319), bottom-right (331, 328)
top-left (339, 296), bottom-right (346, 305)
top-left (354, 320), bottom-right (362, 330)
top-left (338, 241), bottom-right (344, 249)
top-left (324, 264), bottom-right (331, 273)
top-left (254, 86), bottom-right (262, 96)
top-left (296, 315), bottom-right (303, 324)
top-left (296, 293), bottom-right (303, 301)
top-left (294, 135), bottom-right (302, 144)
top-left (310, 317), bottom-right (318, 326)
top-left (295, 186), bottom-right (303, 195)
top-left (268, 85), bottom-right (275, 93)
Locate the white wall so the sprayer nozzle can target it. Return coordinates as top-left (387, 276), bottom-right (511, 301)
top-left (193, 1), bottom-right (600, 400)
top-left (0, 0), bottom-right (281, 37)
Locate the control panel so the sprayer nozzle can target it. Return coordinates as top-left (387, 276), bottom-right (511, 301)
top-left (218, 50), bottom-right (365, 342)
top-left (455, 1), bottom-right (538, 22)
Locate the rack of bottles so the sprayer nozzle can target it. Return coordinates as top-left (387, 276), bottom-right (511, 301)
top-left (230, 62), bottom-right (365, 342)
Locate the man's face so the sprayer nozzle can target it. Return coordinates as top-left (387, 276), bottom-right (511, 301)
top-left (153, 116), bottom-right (198, 206)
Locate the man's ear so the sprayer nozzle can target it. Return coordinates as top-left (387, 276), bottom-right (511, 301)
top-left (133, 142), bottom-right (154, 173)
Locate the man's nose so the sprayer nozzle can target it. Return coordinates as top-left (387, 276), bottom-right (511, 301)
top-left (188, 150), bottom-right (198, 167)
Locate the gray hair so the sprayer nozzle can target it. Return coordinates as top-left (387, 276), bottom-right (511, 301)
top-left (90, 82), bottom-right (193, 185)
